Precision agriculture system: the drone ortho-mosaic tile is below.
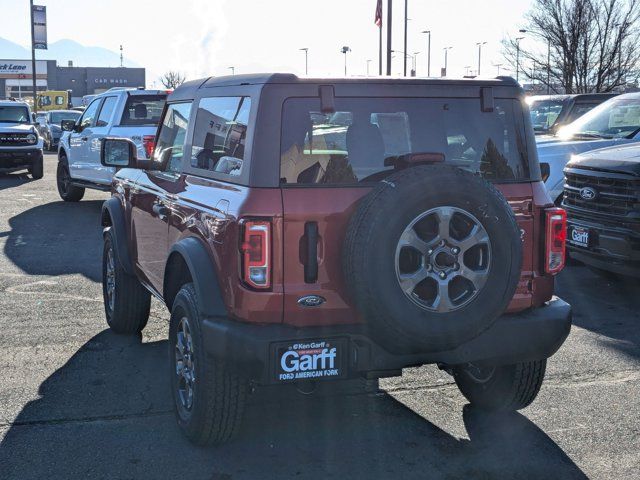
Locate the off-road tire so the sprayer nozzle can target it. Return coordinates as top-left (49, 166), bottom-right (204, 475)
top-left (343, 165), bottom-right (522, 353)
top-left (102, 228), bottom-right (150, 334)
top-left (453, 359), bottom-right (547, 411)
top-left (56, 157), bottom-right (85, 202)
top-left (29, 155), bottom-right (43, 180)
top-left (170, 283), bottom-right (246, 446)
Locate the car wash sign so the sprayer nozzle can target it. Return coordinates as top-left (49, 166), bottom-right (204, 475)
top-left (32, 5), bottom-right (47, 50)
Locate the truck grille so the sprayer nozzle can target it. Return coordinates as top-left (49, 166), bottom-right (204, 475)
top-left (0, 133), bottom-right (31, 146)
top-left (563, 171), bottom-right (640, 218)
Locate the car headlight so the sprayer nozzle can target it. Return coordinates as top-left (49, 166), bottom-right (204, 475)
top-left (26, 134), bottom-right (38, 144)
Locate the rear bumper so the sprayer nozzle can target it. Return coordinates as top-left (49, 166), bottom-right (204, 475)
top-left (0, 148), bottom-right (42, 172)
top-left (201, 296), bottom-right (572, 385)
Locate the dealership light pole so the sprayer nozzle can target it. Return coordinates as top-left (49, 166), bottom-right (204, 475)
top-left (342, 46), bottom-right (351, 76)
top-left (299, 48), bottom-right (309, 75)
top-left (421, 30), bottom-right (431, 76)
top-left (476, 41), bottom-right (487, 76)
top-left (29, 0), bottom-right (37, 112)
top-left (516, 28), bottom-right (527, 84)
top-left (443, 46), bottom-right (452, 77)
top-left (228, 66), bottom-right (235, 75)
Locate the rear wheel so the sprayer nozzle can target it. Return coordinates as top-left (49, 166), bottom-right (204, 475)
top-left (102, 228), bottom-right (151, 334)
top-left (170, 283), bottom-right (247, 445)
top-left (453, 359), bottom-right (547, 411)
top-left (57, 158), bottom-right (84, 202)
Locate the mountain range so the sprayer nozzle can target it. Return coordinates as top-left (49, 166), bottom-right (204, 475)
top-left (0, 37), bottom-right (141, 68)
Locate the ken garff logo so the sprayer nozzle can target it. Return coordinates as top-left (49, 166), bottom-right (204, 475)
top-left (580, 187), bottom-right (597, 201)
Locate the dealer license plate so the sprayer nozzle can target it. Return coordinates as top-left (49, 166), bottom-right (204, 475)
top-left (568, 225), bottom-right (590, 248)
top-left (273, 338), bottom-right (348, 382)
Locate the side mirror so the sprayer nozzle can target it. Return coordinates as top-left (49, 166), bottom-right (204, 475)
top-left (101, 138), bottom-right (139, 168)
top-left (540, 162), bottom-right (551, 182)
top-left (61, 119), bottom-right (76, 132)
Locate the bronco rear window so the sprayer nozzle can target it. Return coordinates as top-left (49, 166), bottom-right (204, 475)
top-left (280, 97), bottom-right (531, 184)
top-left (120, 95), bottom-right (166, 126)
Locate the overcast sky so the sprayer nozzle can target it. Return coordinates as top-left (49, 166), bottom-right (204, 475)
top-left (1, 0), bottom-right (535, 84)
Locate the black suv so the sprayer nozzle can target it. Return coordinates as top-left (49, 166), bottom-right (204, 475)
top-left (564, 143), bottom-right (640, 277)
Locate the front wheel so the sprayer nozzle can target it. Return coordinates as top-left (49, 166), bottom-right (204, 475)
top-left (170, 283), bottom-right (246, 446)
top-left (102, 228), bottom-right (151, 334)
top-left (29, 155), bottom-right (43, 179)
top-left (56, 160), bottom-right (84, 202)
top-left (453, 359), bottom-right (547, 411)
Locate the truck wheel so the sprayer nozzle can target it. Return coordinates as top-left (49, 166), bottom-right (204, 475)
top-left (453, 359), bottom-right (547, 411)
top-left (343, 165), bottom-right (522, 353)
top-left (56, 160), bottom-right (84, 202)
top-left (170, 283), bottom-right (246, 446)
top-left (29, 155), bottom-right (43, 180)
top-left (102, 228), bottom-right (150, 334)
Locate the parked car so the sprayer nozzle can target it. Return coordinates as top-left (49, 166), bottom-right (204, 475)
top-left (98, 74), bottom-right (571, 445)
top-left (0, 98), bottom-right (43, 179)
top-left (56, 88), bottom-right (167, 201)
top-left (538, 92), bottom-right (640, 205)
top-left (563, 143), bottom-right (640, 278)
top-left (35, 109), bottom-right (81, 151)
top-left (527, 93), bottom-right (617, 135)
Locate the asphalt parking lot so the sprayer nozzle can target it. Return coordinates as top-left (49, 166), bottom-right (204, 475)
top-left (0, 154), bottom-right (638, 479)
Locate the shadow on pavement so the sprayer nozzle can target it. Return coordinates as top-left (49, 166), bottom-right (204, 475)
top-left (557, 263), bottom-right (640, 361)
top-left (0, 172), bottom-right (34, 191)
top-left (0, 330), bottom-right (588, 480)
top-left (0, 200), bottom-right (103, 282)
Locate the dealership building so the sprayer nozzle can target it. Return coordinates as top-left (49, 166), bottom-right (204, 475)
top-left (0, 59), bottom-right (146, 106)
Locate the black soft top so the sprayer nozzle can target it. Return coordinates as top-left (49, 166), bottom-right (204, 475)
top-left (169, 73), bottom-right (522, 101)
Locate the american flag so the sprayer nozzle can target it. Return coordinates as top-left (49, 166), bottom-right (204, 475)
top-left (375, 0), bottom-right (383, 27)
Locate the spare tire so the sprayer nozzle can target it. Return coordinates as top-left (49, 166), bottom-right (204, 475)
top-left (343, 165), bottom-right (522, 353)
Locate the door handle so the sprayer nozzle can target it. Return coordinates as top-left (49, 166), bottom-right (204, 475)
top-left (303, 222), bottom-right (319, 283)
top-left (152, 203), bottom-right (169, 220)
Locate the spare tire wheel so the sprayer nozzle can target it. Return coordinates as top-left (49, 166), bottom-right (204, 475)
top-left (343, 165), bottom-right (522, 353)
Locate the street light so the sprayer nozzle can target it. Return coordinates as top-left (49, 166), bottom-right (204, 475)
top-left (443, 46), bottom-right (452, 77)
top-left (341, 46), bottom-right (351, 76)
top-left (493, 63), bottom-right (504, 75)
top-left (299, 48), bottom-right (309, 75)
top-left (516, 29), bottom-right (527, 83)
top-left (228, 66), bottom-right (235, 75)
top-left (366, 59), bottom-right (372, 76)
top-left (464, 65), bottom-right (471, 76)
top-left (476, 41), bottom-right (487, 76)
top-left (421, 30), bottom-right (431, 76)
top-left (412, 51), bottom-right (420, 76)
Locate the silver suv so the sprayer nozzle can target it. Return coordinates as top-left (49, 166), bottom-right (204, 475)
top-left (56, 88), bottom-right (167, 201)
top-left (0, 98), bottom-right (44, 179)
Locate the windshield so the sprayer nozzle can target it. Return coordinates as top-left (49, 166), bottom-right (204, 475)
top-left (528, 99), bottom-right (565, 132)
top-left (281, 97), bottom-right (533, 184)
top-left (50, 111), bottom-right (80, 125)
top-left (558, 97), bottom-right (640, 140)
top-left (0, 105), bottom-right (30, 124)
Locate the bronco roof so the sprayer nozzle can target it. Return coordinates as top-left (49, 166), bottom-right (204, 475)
top-left (170, 73), bottom-right (522, 101)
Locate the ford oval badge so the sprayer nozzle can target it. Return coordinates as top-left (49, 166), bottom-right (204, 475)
top-left (580, 187), bottom-right (597, 201)
top-left (297, 295), bottom-right (326, 307)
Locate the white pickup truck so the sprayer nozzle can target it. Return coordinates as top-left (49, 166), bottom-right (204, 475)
top-left (56, 88), bottom-right (167, 201)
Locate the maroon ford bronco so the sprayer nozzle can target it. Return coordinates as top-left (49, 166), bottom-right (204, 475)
top-left (99, 74), bottom-right (571, 445)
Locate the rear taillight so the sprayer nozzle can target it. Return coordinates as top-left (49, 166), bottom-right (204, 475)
top-left (142, 135), bottom-right (155, 159)
top-left (545, 207), bottom-right (567, 275)
top-left (241, 220), bottom-right (271, 289)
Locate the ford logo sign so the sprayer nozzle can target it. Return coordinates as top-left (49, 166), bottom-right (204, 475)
top-left (297, 295), bottom-right (326, 308)
top-left (580, 187), bottom-right (597, 200)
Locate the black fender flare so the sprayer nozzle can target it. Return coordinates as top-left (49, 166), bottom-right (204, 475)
top-left (101, 197), bottom-right (134, 275)
top-left (165, 237), bottom-right (228, 318)
top-left (58, 147), bottom-right (68, 164)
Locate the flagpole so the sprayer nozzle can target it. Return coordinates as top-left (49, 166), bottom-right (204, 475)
top-left (386, 0), bottom-right (392, 75)
top-left (379, 22), bottom-right (382, 75)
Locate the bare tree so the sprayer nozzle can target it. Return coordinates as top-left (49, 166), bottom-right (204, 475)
top-left (503, 0), bottom-right (640, 93)
top-left (160, 71), bottom-right (186, 89)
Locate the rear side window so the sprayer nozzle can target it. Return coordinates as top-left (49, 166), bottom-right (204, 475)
top-left (190, 96), bottom-right (251, 176)
top-left (280, 97), bottom-right (531, 185)
top-left (120, 95), bottom-right (165, 126)
top-left (96, 96), bottom-right (117, 127)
